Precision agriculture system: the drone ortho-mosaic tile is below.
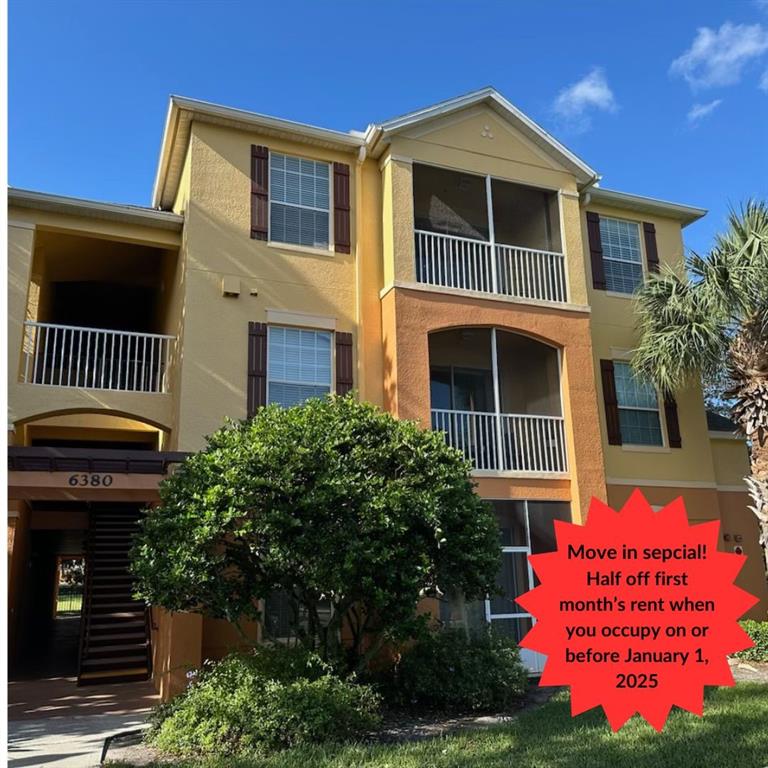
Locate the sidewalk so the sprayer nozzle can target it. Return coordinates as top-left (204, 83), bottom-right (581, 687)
top-left (8, 676), bottom-right (158, 767)
top-left (8, 712), bottom-right (149, 768)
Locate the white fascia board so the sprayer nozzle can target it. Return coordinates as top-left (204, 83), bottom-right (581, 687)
top-left (589, 188), bottom-right (707, 227)
top-left (9, 187), bottom-right (184, 229)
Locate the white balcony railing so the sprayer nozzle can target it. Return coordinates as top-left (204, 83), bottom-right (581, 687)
top-left (431, 409), bottom-right (568, 474)
top-left (415, 230), bottom-right (567, 303)
top-left (22, 321), bottom-right (175, 393)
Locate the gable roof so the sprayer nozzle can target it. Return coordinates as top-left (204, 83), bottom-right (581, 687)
top-left (365, 87), bottom-right (600, 186)
top-left (152, 87), bottom-right (600, 209)
top-left (152, 95), bottom-right (364, 209)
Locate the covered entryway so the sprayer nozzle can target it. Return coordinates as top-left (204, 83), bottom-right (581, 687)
top-left (8, 444), bottom-right (186, 692)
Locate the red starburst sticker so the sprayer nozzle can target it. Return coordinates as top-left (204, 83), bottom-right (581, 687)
top-left (516, 490), bottom-right (758, 731)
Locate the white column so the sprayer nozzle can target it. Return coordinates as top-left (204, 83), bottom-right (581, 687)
top-left (490, 328), bottom-right (505, 470)
top-left (485, 175), bottom-right (497, 294)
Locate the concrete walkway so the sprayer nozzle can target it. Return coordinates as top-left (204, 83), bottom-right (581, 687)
top-left (8, 713), bottom-right (150, 768)
top-left (8, 677), bottom-right (158, 767)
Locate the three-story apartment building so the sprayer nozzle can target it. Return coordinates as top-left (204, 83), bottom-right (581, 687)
top-left (8, 88), bottom-right (766, 700)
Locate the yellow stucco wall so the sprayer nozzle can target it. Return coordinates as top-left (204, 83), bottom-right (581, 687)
top-left (173, 122), bottom-right (362, 449)
top-left (710, 437), bottom-right (751, 486)
top-left (585, 202), bottom-right (719, 486)
top-left (7, 211), bottom-right (181, 433)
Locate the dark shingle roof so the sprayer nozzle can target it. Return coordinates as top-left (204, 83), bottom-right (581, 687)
top-left (706, 411), bottom-right (738, 433)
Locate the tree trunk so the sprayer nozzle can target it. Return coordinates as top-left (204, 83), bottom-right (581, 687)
top-left (728, 323), bottom-right (768, 592)
top-left (746, 441), bottom-right (768, 591)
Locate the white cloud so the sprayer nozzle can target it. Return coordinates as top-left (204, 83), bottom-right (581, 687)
top-left (552, 68), bottom-right (617, 131)
top-left (761, 69), bottom-right (768, 91)
top-left (670, 22), bottom-right (768, 88)
top-left (687, 99), bottom-right (723, 122)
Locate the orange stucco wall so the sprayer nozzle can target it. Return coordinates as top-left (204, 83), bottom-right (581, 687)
top-left (381, 286), bottom-right (606, 522)
top-left (151, 608), bottom-right (203, 701)
top-left (607, 483), bottom-right (768, 619)
top-left (718, 491), bottom-right (768, 620)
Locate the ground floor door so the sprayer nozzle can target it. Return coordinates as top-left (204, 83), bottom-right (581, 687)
top-left (440, 499), bottom-right (570, 675)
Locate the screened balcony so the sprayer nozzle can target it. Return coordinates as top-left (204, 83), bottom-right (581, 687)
top-left (413, 164), bottom-right (566, 303)
top-left (429, 328), bottom-right (567, 474)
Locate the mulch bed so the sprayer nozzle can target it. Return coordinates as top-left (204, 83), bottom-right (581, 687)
top-left (104, 684), bottom-right (557, 764)
top-left (105, 666), bottom-right (768, 764)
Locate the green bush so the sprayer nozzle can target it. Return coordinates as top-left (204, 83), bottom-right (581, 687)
top-left (149, 647), bottom-right (381, 755)
top-left (734, 620), bottom-right (768, 662)
top-left (384, 629), bottom-right (527, 712)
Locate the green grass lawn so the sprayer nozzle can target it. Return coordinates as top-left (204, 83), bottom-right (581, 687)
top-left (108, 683), bottom-right (768, 768)
top-left (56, 594), bottom-right (82, 614)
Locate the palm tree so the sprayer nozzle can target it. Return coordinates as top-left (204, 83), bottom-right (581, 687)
top-left (633, 201), bottom-right (768, 577)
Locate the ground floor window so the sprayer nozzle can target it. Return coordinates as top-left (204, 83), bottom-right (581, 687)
top-left (440, 500), bottom-right (570, 663)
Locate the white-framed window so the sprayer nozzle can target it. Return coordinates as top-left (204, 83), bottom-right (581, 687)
top-left (599, 217), bottom-right (643, 294)
top-left (267, 326), bottom-right (332, 407)
top-left (269, 153), bottom-right (331, 248)
top-left (613, 361), bottom-right (663, 445)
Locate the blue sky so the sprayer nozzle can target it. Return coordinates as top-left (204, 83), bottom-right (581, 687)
top-left (9, 0), bottom-right (768, 254)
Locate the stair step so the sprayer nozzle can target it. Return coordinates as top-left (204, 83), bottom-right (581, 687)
top-left (82, 653), bottom-right (148, 668)
top-left (78, 667), bottom-right (149, 686)
top-left (89, 620), bottom-right (146, 631)
top-left (86, 641), bottom-right (149, 655)
top-left (90, 602), bottom-right (144, 612)
top-left (90, 593), bottom-right (137, 601)
top-left (88, 609), bottom-right (144, 619)
top-left (88, 630), bottom-right (148, 644)
top-left (91, 572), bottom-right (134, 589)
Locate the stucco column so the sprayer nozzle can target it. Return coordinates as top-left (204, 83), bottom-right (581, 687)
top-left (560, 336), bottom-right (608, 523)
top-left (8, 223), bottom-right (36, 422)
top-left (152, 609), bottom-right (203, 701)
top-left (559, 191), bottom-right (589, 308)
top-left (381, 155), bottom-right (415, 287)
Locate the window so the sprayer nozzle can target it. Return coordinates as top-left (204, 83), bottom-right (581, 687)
top-left (599, 217), bottom-right (643, 294)
top-left (614, 361), bottom-right (663, 445)
top-left (267, 326), bottom-right (332, 407)
top-left (269, 153), bottom-right (330, 248)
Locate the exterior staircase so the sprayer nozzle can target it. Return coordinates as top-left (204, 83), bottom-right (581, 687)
top-left (78, 505), bottom-right (152, 685)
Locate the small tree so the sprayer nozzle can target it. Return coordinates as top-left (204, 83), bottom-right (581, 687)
top-left (131, 396), bottom-right (500, 671)
top-left (633, 201), bottom-right (768, 577)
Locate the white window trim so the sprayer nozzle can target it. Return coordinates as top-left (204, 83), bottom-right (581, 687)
top-left (267, 150), bottom-right (334, 252)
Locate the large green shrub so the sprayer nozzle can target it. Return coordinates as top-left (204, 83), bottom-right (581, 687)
top-left (734, 620), bottom-right (768, 662)
top-left (132, 396), bottom-right (500, 671)
top-left (385, 629), bottom-right (527, 711)
top-left (149, 648), bottom-right (381, 755)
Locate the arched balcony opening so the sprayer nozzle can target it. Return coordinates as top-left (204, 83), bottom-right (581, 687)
top-left (429, 328), bottom-right (567, 474)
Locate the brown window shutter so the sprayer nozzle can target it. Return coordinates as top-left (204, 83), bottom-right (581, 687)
top-left (333, 162), bottom-right (351, 254)
top-left (643, 222), bottom-right (660, 273)
top-left (250, 145), bottom-right (269, 240)
top-left (600, 359), bottom-right (622, 445)
top-left (335, 332), bottom-right (353, 395)
top-left (664, 396), bottom-right (682, 448)
top-left (586, 212), bottom-right (606, 290)
top-left (247, 322), bottom-right (267, 417)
